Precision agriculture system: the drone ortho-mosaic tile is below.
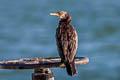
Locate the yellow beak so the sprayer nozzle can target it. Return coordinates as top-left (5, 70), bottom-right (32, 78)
top-left (49, 13), bottom-right (60, 18)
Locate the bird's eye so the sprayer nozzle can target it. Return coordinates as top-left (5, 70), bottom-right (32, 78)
top-left (60, 14), bottom-right (65, 19)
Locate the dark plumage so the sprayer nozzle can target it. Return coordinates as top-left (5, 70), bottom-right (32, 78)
top-left (50, 11), bottom-right (78, 76)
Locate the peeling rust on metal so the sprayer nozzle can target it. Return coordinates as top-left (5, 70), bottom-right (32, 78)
top-left (0, 57), bottom-right (89, 69)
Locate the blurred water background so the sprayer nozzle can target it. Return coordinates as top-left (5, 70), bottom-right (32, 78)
top-left (0, 0), bottom-right (120, 80)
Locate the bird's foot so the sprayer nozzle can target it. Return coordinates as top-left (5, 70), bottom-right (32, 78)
top-left (60, 60), bottom-right (64, 63)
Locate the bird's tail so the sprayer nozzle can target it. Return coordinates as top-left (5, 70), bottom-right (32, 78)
top-left (65, 60), bottom-right (78, 76)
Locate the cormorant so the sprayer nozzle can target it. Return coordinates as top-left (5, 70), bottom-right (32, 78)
top-left (50, 11), bottom-right (78, 76)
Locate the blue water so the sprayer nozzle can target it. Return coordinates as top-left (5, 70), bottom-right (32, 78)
top-left (0, 0), bottom-right (120, 80)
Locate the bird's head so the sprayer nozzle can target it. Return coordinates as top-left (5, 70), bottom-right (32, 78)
top-left (50, 11), bottom-right (71, 20)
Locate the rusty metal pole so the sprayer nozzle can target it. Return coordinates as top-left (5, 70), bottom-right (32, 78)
top-left (0, 57), bottom-right (89, 80)
top-left (32, 68), bottom-right (54, 80)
